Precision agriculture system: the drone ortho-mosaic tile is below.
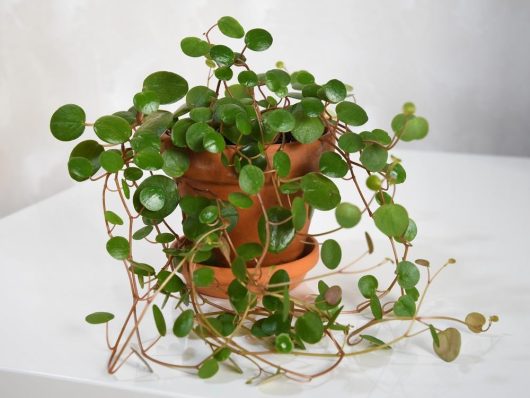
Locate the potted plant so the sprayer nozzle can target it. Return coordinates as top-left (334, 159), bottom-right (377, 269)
top-left (50, 16), bottom-right (497, 382)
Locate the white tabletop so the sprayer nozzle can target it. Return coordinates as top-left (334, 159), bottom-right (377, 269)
top-left (1, 149), bottom-right (529, 397)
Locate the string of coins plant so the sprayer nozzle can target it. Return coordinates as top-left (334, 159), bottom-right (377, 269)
top-left (50, 16), bottom-right (497, 382)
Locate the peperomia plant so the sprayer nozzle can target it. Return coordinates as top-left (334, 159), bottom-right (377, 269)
top-left (50, 16), bottom-right (497, 382)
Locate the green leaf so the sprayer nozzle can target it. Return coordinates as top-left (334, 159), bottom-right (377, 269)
top-left (265, 109), bottom-right (295, 132)
top-left (199, 205), bottom-right (219, 224)
top-left (50, 104), bottom-right (86, 141)
top-left (373, 204), bottom-right (409, 237)
top-left (173, 309), bottom-right (194, 337)
top-left (386, 163), bottom-right (407, 184)
top-left (238, 70), bottom-right (259, 87)
top-left (139, 186), bottom-right (166, 211)
top-left (67, 157), bottom-right (93, 182)
top-left (258, 206), bottom-right (295, 253)
top-left (319, 151), bottom-right (348, 178)
top-left (295, 312), bottom-right (324, 344)
top-left (244, 28), bottom-right (273, 51)
top-left (322, 79), bottom-right (346, 103)
top-left (85, 312), bottom-right (114, 324)
top-left (113, 110), bottom-right (136, 125)
top-left (360, 144), bottom-right (388, 172)
top-left (400, 116), bottom-right (429, 141)
top-left (214, 347), bottom-right (232, 362)
top-left (93, 115), bottom-right (131, 144)
top-left (218, 16), bottom-right (245, 38)
top-left (210, 45), bottom-right (234, 67)
top-left (162, 148), bottom-right (189, 178)
top-left (321, 239), bottom-right (341, 269)
top-left (136, 110), bottom-right (173, 136)
top-left (104, 210), bottom-right (123, 225)
top-left (360, 129), bottom-right (391, 145)
top-left (292, 110), bottom-right (325, 144)
top-left (122, 179), bottom-right (130, 199)
top-left (190, 107), bottom-right (212, 122)
top-left (231, 256), bottom-right (247, 282)
top-left (228, 192), bottom-right (253, 209)
top-left (366, 175), bottom-right (382, 191)
top-left (433, 328), bottom-right (461, 362)
top-left (429, 324), bottom-right (440, 347)
top-left (370, 294), bottom-right (383, 320)
top-left (130, 262), bottom-right (154, 277)
top-left (133, 175), bottom-right (179, 220)
top-left (275, 333), bottom-right (293, 353)
top-left (152, 304), bottom-right (166, 336)
top-left (336, 101), bottom-right (368, 126)
top-left (68, 140), bottom-right (104, 181)
top-left (396, 261), bottom-right (420, 289)
top-left (300, 172), bottom-right (341, 211)
top-left (132, 225), bottom-right (153, 240)
top-left (186, 122), bottom-right (215, 152)
top-left (358, 275), bottom-right (378, 298)
top-left (155, 232), bottom-right (175, 244)
top-left (193, 268), bottom-right (215, 287)
top-left (99, 149), bottom-right (124, 173)
top-left (186, 86), bottom-right (216, 108)
top-left (236, 242), bottom-right (262, 261)
top-left (273, 151), bottom-right (291, 178)
top-left (198, 358), bottom-right (219, 379)
top-left (300, 97), bottom-right (324, 117)
top-left (143, 71), bottom-right (188, 105)
top-left (239, 165), bottom-right (264, 195)
top-left (133, 91), bottom-right (159, 115)
top-left (203, 131), bottom-right (226, 153)
top-left (171, 119), bottom-right (194, 147)
top-left (106, 236), bottom-right (130, 260)
top-left (157, 270), bottom-right (185, 293)
top-left (405, 287), bottom-right (420, 301)
top-left (180, 36), bottom-right (210, 57)
top-left (291, 70), bottom-right (315, 89)
top-left (291, 197), bottom-right (306, 231)
top-left (130, 131), bottom-right (159, 153)
top-left (265, 69), bottom-right (290, 92)
top-left (335, 202), bottom-right (361, 228)
top-left (360, 334), bottom-right (390, 349)
top-left (393, 295), bottom-right (416, 317)
top-left (214, 66), bottom-right (233, 81)
top-left (228, 279), bottom-right (252, 314)
top-left (338, 132), bottom-right (363, 153)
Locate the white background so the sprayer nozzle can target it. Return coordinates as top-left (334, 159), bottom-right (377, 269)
top-left (1, 0), bottom-right (529, 218)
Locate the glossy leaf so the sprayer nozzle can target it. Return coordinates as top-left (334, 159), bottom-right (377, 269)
top-left (295, 312), bottom-right (324, 344)
top-left (218, 16), bottom-right (244, 38)
top-left (373, 204), bottom-right (409, 237)
top-left (133, 91), bottom-right (159, 115)
top-left (358, 275), bottom-right (378, 298)
top-left (94, 115), bottom-right (132, 144)
top-left (203, 131), bottom-right (226, 153)
top-left (69, 140), bottom-right (104, 180)
top-left (338, 132), bottom-right (363, 153)
top-left (228, 192), bottom-right (253, 209)
top-left (236, 242), bottom-right (262, 261)
top-left (292, 110), bottom-right (325, 144)
top-left (193, 268), bottom-right (215, 287)
top-left (336, 101), bottom-right (368, 126)
top-left (273, 151), bottom-right (291, 178)
top-left (143, 71), bottom-right (188, 104)
top-left (300, 173), bottom-right (341, 211)
top-left (319, 151), bottom-right (348, 178)
top-left (238, 165), bottom-right (264, 195)
top-left (186, 86), bottom-right (216, 108)
top-left (133, 175), bottom-right (179, 220)
top-left (321, 239), bottom-right (341, 269)
top-left (244, 28), bottom-right (273, 51)
top-left (275, 333), bottom-right (293, 353)
top-left (258, 206), bottom-right (295, 253)
top-left (238, 70), bottom-right (259, 87)
top-left (214, 66), bottom-right (233, 81)
top-left (180, 37), bottom-right (210, 57)
top-left (210, 45), bottom-right (234, 67)
top-left (291, 197), bottom-right (306, 231)
top-left (322, 79), bottom-right (346, 103)
top-left (99, 149), bottom-right (124, 173)
top-left (300, 97), bottom-right (324, 117)
top-left (360, 144), bottom-right (388, 172)
top-left (265, 109), bottom-right (295, 132)
top-left (162, 148), bottom-right (189, 178)
top-left (173, 309), bottom-right (194, 337)
top-left (400, 116), bottom-right (429, 141)
top-left (396, 261), bottom-right (420, 289)
top-left (106, 236), bottom-right (130, 260)
top-left (104, 210), bottom-right (123, 226)
top-left (50, 104), bottom-right (86, 141)
top-left (132, 225), bottom-right (153, 240)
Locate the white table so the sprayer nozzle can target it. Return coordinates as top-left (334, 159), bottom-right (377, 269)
top-left (1, 149), bottom-right (529, 397)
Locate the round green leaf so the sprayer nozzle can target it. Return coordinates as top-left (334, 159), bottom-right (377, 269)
top-left (292, 111), bottom-right (325, 144)
top-left (338, 132), bottom-right (363, 153)
top-left (366, 175), bottom-right (382, 191)
top-left (130, 131), bottom-right (159, 153)
top-left (123, 167), bottom-right (143, 181)
top-left (434, 328), bottom-right (461, 362)
top-left (99, 149), bottom-right (124, 173)
top-left (295, 312), bottom-right (324, 344)
top-left (186, 122), bottom-right (215, 152)
top-left (133, 175), bottom-right (179, 220)
top-left (190, 107), bottom-right (212, 122)
top-left (68, 140), bottom-right (104, 181)
top-left (322, 79), bottom-right (346, 103)
top-left (140, 186), bottom-right (166, 211)
top-left (173, 309), bottom-right (194, 337)
top-left (275, 333), bottom-right (293, 353)
top-left (198, 358), bottom-right (219, 379)
top-left (321, 239), bottom-right (341, 269)
top-left (239, 164), bottom-right (264, 195)
top-left (94, 115), bottom-right (131, 144)
top-left (258, 206), bottom-right (295, 253)
top-left (203, 131), bottom-right (226, 153)
top-left (85, 312), bottom-right (114, 324)
top-left (152, 304), bottom-right (166, 336)
top-left (400, 116), bottom-right (429, 141)
top-left (272, 151), bottom-right (291, 178)
top-left (393, 295), bottom-right (416, 317)
top-left (396, 261), bottom-right (420, 289)
top-left (143, 71), bottom-right (188, 105)
top-left (291, 70), bottom-right (315, 88)
top-left (218, 16), bottom-right (244, 38)
top-left (291, 196), bottom-right (306, 231)
top-left (373, 204), bottom-right (409, 238)
top-left (193, 268), bottom-right (215, 287)
top-left (156, 232), bottom-right (175, 243)
top-left (336, 101), bottom-right (368, 126)
top-left (360, 144), bottom-right (388, 172)
top-left (319, 151), bottom-right (348, 178)
top-left (133, 91), bottom-right (159, 115)
top-left (171, 118), bottom-right (194, 147)
top-left (104, 210), bottom-right (123, 225)
top-left (106, 236), bottom-right (130, 260)
top-left (265, 109), bottom-right (295, 133)
top-left (236, 243), bottom-right (262, 261)
top-left (209, 45), bottom-right (234, 67)
top-left (228, 192), bottom-right (253, 209)
top-left (180, 36), bottom-right (210, 57)
top-left (162, 148), bottom-right (189, 178)
top-left (358, 275), bottom-right (378, 298)
top-left (132, 225), bottom-right (153, 240)
top-left (238, 70), bottom-right (258, 87)
top-left (386, 163), bottom-right (407, 184)
top-left (199, 205), bottom-right (219, 224)
top-left (50, 104), bottom-right (86, 141)
top-left (335, 202), bottom-right (361, 228)
top-left (186, 86), bottom-right (216, 108)
top-left (300, 97), bottom-right (324, 117)
top-left (68, 157), bottom-right (93, 182)
top-left (300, 172), bottom-right (341, 211)
top-left (265, 69), bottom-right (290, 92)
top-left (244, 28), bottom-right (273, 51)
top-left (214, 66), bottom-right (233, 81)
top-left (134, 148), bottom-right (164, 170)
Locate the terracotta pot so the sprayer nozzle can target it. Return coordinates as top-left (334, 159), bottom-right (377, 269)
top-left (173, 134), bottom-right (333, 266)
top-left (182, 237), bottom-right (319, 298)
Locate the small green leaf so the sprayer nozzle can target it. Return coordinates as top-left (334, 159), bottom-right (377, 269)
top-left (336, 101), bottom-right (368, 126)
top-left (433, 328), bottom-right (461, 362)
top-left (99, 149), bottom-right (124, 173)
top-left (335, 202), bottom-right (361, 228)
top-left (322, 79), bottom-right (346, 103)
top-left (258, 206), bottom-right (295, 253)
top-left (338, 132), bottom-right (363, 153)
top-left (199, 205), bottom-right (219, 224)
top-left (393, 295), bottom-right (416, 317)
top-left (173, 309), bottom-right (194, 337)
top-left (68, 157), bottom-right (93, 182)
top-left (292, 110), bottom-right (325, 144)
top-left (106, 236), bottom-right (130, 260)
top-left (239, 165), bottom-right (264, 195)
top-left (272, 151), bottom-right (291, 178)
top-left (244, 28), bottom-right (273, 51)
top-left (186, 86), bottom-right (216, 108)
top-left (152, 304), bottom-right (166, 336)
top-left (291, 197), bottom-right (307, 231)
top-left (358, 275), bottom-right (378, 298)
top-left (319, 151), bottom-right (348, 178)
top-left (133, 175), bottom-right (179, 220)
top-left (68, 141), bottom-right (104, 181)
top-left (210, 45), bottom-right (234, 67)
top-left (360, 144), bottom-right (388, 172)
top-left (400, 116), bottom-right (429, 141)
top-left (104, 210), bottom-right (123, 225)
top-left (155, 232), bottom-right (175, 244)
top-left (139, 186), bottom-right (166, 211)
top-left (396, 261), bottom-right (420, 289)
top-left (214, 66), bottom-right (233, 81)
top-left (265, 109), bottom-right (295, 132)
top-left (50, 104), bottom-right (86, 141)
top-left (85, 312), bottom-right (114, 324)
top-left (373, 204), bottom-right (409, 237)
top-left (231, 256), bottom-right (248, 282)
top-left (123, 167), bottom-right (143, 181)
top-left (134, 148), bottom-right (164, 171)
top-left (321, 239), bottom-right (341, 269)
top-left (236, 242), bottom-right (262, 261)
top-left (360, 334), bottom-right (390, 349)
top-left (218, 16), bottom-right (245, 38)
top-left (370, 294), bottom-right (383, 320)
top-left (132, 225), bottom-right (153, 240)
top-left (300, 172), bottom-right (341, 211)
top-left (228, 192), bottom-right (253, 209)
top-left (180, 36), bottom-right (210, 57)
top-left (203, 131), bottom-right (226, 153)
top-left (133, 91), bottom-right (160, 115)
top-left (162, 148), bottom-right (189, 178)
top-left (275, 333), bottom-right (293, 353)
top-left (237, 70), bottom-right (259, 87)
top-left (213, 347), bottom-right (232, 362)
top-left (143, 71), bottom-right (188, 105)
top-left (300, 97), bottom-right (324, 117)
top-left (94, 115), bottom-right (132, 144)
top-left (157, 270), bottom-right (185, 293)
top-left (295, 312), bottom-right (324, 344)
top-left (190, 107), bottom-right (212, 122)
top-left (186, 122), bottom-right (215, 152)
top-left (198, 358), bottom-right (219, 379)
top-left (193, 268), bottom-right (215, 287)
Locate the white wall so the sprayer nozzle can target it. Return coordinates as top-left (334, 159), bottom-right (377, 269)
top-left (1, 0), bottom-right (529, 217)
